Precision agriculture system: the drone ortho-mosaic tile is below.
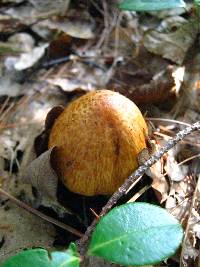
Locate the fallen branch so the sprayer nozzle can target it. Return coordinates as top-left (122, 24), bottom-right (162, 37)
top-left (77, 121), bottom-right (200, 255)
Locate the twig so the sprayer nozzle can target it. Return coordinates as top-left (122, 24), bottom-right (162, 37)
top-left (178, 153), bottom-right (200, 165)
top-left (127, 184), bottom-right (151, 203)
top-left (146, 117), bottom-right (191, 127)
top-left (77, 121), bottom-right (200, 255)
top-left (0, 188), bottom-right (83, 238)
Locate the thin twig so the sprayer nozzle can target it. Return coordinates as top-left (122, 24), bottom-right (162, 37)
top-left (77, 121), bottom-right (200, 255)
top-left (146, 117), bottom-right (191, 127)
top-left (0, 188), bottom-right (83, 238)
top-left (127, 184), bottom-right (151, 203)
top-left (178, 153), bottom-right (200, 166)
top-left (0, 97), bottom-right (10, 117)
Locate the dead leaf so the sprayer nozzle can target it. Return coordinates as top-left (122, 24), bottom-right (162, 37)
top-left (8, 33), bottom-right (35, 53)
top-left (21, 146), bottom-right (73, 216)
top-left (14, 44), bottom-right (47, 70)
top-left (21, 148), bottom-right (58, 202)
top-left (180, 175), bottom-right (200, 267)
top-left (48, 10), bottom-right (95, 39)
top-left (149, 151), bottom-right (168, 203)
top-left (45, 33), bottom-right (72, 61)
top-left (0, 16), bottom-right (25, 35)
top-left (29, 0), bottom-right (70, 14)
top-left (165, 149), bottom-right (188, 182)
top-left (151, 172), bottom-right (169, 203)
top-left (166, 176), bottom-right (194, 222)
top-left (47, 78), bottom-right (96, 92)
top-left (137, 142), bottom-right (169, 203)
top-left (144, 16), bottom-right (198, 64)
top-left (108, 50), bottom-right (175, 104)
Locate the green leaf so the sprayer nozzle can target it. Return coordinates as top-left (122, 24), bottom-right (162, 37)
top-left (194, 0), bottom-right (200, 5)
top-left (0, 243), bottom-right (80, 267)
top-left (119, 0), bottom-right (186, 11)
top-left (88, 203), bottom-right (183, 266)
top-left (194, 0), bottom-right (200, 6)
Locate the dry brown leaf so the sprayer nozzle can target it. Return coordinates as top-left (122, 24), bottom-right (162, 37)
top-left (165, 149), bottom-right (188, 182)
top-left (180, 175), bottom-right (200, 267)
top-left (144, 17), bottom-right (198, 64)
top-left (47, 78), bottom-right (95, 93)
top-left (109, 53), bottom-right (175, 105)
top-left (136, 142), bottom-right (168, 203)
top-left (0, 15), bottom-right (25, 35)
top-left (151, 173), bottom-right (169, 203)
top-left (28, 0), bottom-right (70, 14)
top-left (166, 176), bottom-right (194, 221)
top-left (21, 148), bottom-right (58, 202)
top-left (21, 146), bottom-right (73, 216)
top-left (149, 149), bottom-right (169, 203)
top-left (47, 9), bottom-right (95, 39)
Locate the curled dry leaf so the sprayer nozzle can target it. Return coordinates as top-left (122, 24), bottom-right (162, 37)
top-left (21, 105), bottom-right (75, 215)
top-left (22, 147), bottom-right (58, 202)
top-left (21, 147), bottom-right (72, 216)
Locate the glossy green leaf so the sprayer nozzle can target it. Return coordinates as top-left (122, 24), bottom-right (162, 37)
top-left (0, 243), bottom-right (80, 267)
top-left (194, 0), bottom-right (200, 6)
top-left (88, 203), bottom-right (183, 266)
top-left (119, 0), bottom-right (186, 11)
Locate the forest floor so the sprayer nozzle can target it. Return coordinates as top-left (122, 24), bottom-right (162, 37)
top-left (0, 1), bottom-right (199, 267)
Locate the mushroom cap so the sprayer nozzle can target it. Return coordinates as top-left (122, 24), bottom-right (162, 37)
top-left (48, 90), bottom-right (148, 196)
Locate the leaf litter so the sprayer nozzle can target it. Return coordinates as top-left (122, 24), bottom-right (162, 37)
top-left (0, 1), bottom-right (199, 267)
